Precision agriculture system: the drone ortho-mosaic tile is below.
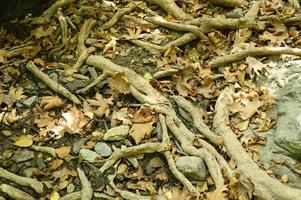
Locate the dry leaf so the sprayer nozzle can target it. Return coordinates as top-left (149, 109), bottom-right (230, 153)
top-left (14, 135), bottom-right (33, 147)
top-left (206, 186), bottom-right (228, 200)
top-left (129, 122), bottom-right (154, 144)
top-left (86, 93), bottom-right (113, 118)
top-left (55, 146), bottom-right (71, 158)
top-left (49, 159), bottom-right (64, 171)
top-left (108, 73), bottom-right (130, 94)
top-left (40, 96), bottom-right (64, 110)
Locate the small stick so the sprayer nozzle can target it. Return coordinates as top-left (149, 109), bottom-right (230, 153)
top-left (77, 168), bottom-right (93, 200)
top-left (57, 9), bottom-right (69, 44)
top-left (26, 61), bottom-right (80, 104)
top-left (76, 73), bottom-right (107, 94)
top-left (77, 19), bottom-right (97, 54)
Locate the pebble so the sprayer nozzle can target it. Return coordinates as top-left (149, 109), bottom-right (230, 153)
top-left (79, 149), bottom-right (101, 162)
top-left (12, 150), bottom-right (34, 163)
top-left (94, 142), bottom-right (112, 157)
top-left (103, 125), bottom-right (129, 141)
top-left (176, 156), bottom-right (208, 181)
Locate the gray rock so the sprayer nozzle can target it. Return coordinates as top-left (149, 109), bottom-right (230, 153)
top-left (226, 8), bottom-right (244, 19)
top-left (66, 80), bottom-right (86, 92)
top-left (23, 96), bottom-right (38, 107)
top-left (23, 168), bottom-right (37, 177)
top-left (103, 125), bottom-right (129, 141)
top-left (79, 149), bottom-right (101, 162)
top-left (176, 156), bottom-right (208, 181)
top-left (12, 150), bottom-right (34, 163)
top-left (94, 142), bottom-right (112, 157)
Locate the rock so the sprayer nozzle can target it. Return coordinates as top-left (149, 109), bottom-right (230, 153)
top-left (66, 80), bottom-right (86, 92)
top-left (103, 125), bottom-right (129, 141)
top-left (72, 136), bottom-right (91, 154)
top-left (176, 156), bottom-right (208, 181)
top-left (226, 8), bottom-right (244, 19)
top-left (12, 150), bottom-right (34, 163)
top-left (23, 96), bottom-right (38, 107)
top-left (79, 149), bottom-right (101, 162)
top-left (23, 168), bottom-right (38, 177)
top-left (94, 142), bottom-right (112, 157)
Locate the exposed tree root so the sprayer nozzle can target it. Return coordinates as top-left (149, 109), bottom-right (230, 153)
top-left (145, 0), bottom-right (192, 20)
top-left (77, 19), bottom-right (97, 54)
top-left (26, 61), bottom-right (80, 104)
top-left (77, 167), bottom-right (93, 200)
top-left (208, 47), bottom-right (301, 68)
top-left (60, 191), bottom-right (81, 200)
top-left (99, 2), bottom-right (140, 30)
top-left (76, 73), bottom-right (107, 94)
top-left (31, 0), bottom-right (75, 24)
top-left (0, 184), bottom-right (35, 200)
top-left (57, 10), bottom-right (69, 44)
top-left (214, 88), bottom-right (301, 200)
top-left (0, 167), bottom-right (43, 193)
top-left (31, 145), bottom-right (57, 157)
top-left (153, 68), bottom-right (178, 79)
top-left (208, 0), bottom-right (248, 8)
top-left (71, 47), bottom-right (96, 73)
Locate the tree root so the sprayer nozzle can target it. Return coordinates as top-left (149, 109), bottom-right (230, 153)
top-left (99, 2), bottom-right (140, 30)
top-left (77, 19), bottom-right (97, 54)
top-left (57, 9), bottom-right (69, 44)
top-left (71, 47), bottom-right (96, 73)
top-left (153, 68), bottom-right (178, 79)
top-left (145, 0), bottom-right (192, 20)
top-left (31, 0), bottom-right (75, 24)
top-left (0, 167), bottom-right (43, 193)
top-left (26, 61), bottom-right (80, 104)
top-left (60, 191), bottom-right (81, 200)
top-left (31, 145), bottom-right (57, 157)
top-left (77, 167), bottom-right (93, 200)
top-left (208, 0), bottom-right (248, 8)
top-left (213, 88), bottom-right (301, 200)
top-left (0, 184), bottom-right (35, 200)
top-left (208, 46), bottom-right (301, 68)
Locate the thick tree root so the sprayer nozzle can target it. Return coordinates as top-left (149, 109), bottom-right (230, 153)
top-left (31, 0), bottom-right (75, 24)
top-left (209, 47), bottom-right (301, 68)
top-left (0, 184), bottom-right (35, 200)
top-left (0, 168), bottom-right (43, 193)
top-left (26, 61), bottom-right (80, 104)
top-left (214, 88), bottom-right (301, 200)
top-left (99, 2), bottom-right (140, 30)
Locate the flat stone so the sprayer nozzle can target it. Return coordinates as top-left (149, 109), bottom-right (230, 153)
top-left (94, 142), bottom-right (112, 157)
top-left (103, 125), bottom-right (129, 141)
top-left (176, 156), bottom-right (208, 181)
top-left (79, 149), bottom-right (101, 162)
top-left (12, 150), bottom-right (34, 163)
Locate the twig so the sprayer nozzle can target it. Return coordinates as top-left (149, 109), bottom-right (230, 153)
top-left (72, 47), bottom-right (96, 73)
top-left (209, 47), bottom-right (301, 68)
top-left (57, 9), bottom-right (69, 44)
top-left (31, 145), bottom-right (57, 157)
top-left (31, 0), bottom-right (75, 24)
top-left (26, 61), bottom-right (80, 104)
top-left (153, 68), bottom-right (178, 79)
top-left (77, 19), bottom-right (97, 54)
top-left (145, 0), bottom-right (192, 20)
top-left (0, 167), bottom-right (43, 193)
top-left (77, 167), bottom-right (93, 200)
top-left (0, 184), bottom-right (35, 200)
top-left (76, 73), bottom-right (107, 94)
top-left (99, 2), bottom-right (140, 30)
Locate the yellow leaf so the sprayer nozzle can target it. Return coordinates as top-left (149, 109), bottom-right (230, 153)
top-left (55, 146), bottom-right (71, 158)
top-left (108, 73), bottom-right (130, 94)
top-left (14, 135), bottom-right (33, 147)
top-left (40, 96), bottom-right (64, 110)
top-left (49, 191), bottom-right (60, 200)
top-left (130, 122), bottom-right (154, 144)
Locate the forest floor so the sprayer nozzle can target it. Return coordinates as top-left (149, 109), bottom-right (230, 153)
top-left (1, 0), bottom-right (301, 199)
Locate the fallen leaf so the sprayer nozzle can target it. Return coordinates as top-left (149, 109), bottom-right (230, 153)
top-left (49, 159), bottom-right (64, 171)
top-left (49, 191), bottom-right (60, 200)
top-left (14, 135), bottom-right (33, 147)
top-left (40, 96), bottom-right (64, 110)
top-left (108, 73), bottom-right (130, 94)
top-left (129, 122), bottom-right (154, 144)
top-left (55, 146), bottom-right (71, 158)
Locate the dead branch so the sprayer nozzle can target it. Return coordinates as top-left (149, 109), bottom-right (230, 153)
top-left (208, 0), bottom-right (248, 8)
top-left (0, 167), bottom-right (43, 193)
top-left (71, 47), bottom-right (96, 73)
top-left (31, 145), bottom-right (57, 157)
top-left (214, 88), bottom-right (301, 199)
top-left (99, 2), bottom-right (140, 30)
top-left (258, 15), bottom-right (301, 25)
top-left (76, 73), bottom-right (107, 94)
top-left (153, 68), bottom-right (178, 79)
top-left (145, 0), bottom-right (192, 20)
top-left (77, 168), bottom-right (93, 200)
top-left (0, 184), bottom-right (35, 200)
top-left (77, 19), bottom-right (97, 54)
top-left (209, 47), bottom-right (301, 68)
top-left (31, 0), bottom-right (74, 24)
top-left (57, 9), bottom-right (69, 44)
top-left (26, 61), bottom-right (80, 104)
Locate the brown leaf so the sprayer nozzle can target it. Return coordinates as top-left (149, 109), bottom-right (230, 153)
top-left (228, 96), bottom-right (262, 120)
top-left (55, 146), bottom-right (71, 158)
top-left (206, 186), bottom-right (228, 200)
top-left (49, 159), bottom-right (64, 171)
top-left (86, 93), bottom-right (113, 118)
top-left (40, 96), bottom-right (64, 110)
top-left (108, 73), bottom-right (130, 94)
top-left (129, 122), bottom-right (154, 144)
top-left (13, 135), bottom-right (33, 147)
